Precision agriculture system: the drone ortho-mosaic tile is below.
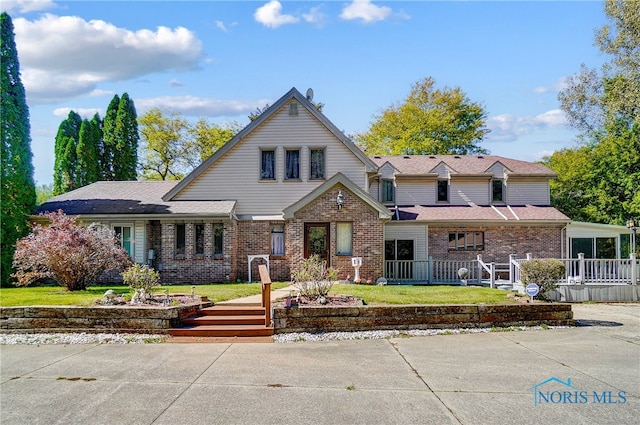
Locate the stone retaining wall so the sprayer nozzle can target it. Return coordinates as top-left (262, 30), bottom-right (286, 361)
top-left (273, 303), bottom-right (573, 334)
top-left (0, 301), bottom-right (210, 334)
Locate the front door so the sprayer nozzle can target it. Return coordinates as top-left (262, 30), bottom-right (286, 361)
top-left (305, 223), bottom-right (330, 265)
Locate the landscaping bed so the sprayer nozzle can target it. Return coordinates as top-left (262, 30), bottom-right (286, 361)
top-left (272, 303), bottom-right (574, 334)
top-left (0, 299), bottom-right (211, 334)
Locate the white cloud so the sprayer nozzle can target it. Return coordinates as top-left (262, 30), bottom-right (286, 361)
top-left (53, 107), bottom-right (103, 119)
top-left (533, 77), bottom-right (569, 94)
top-left (340, 0), bottom-right (392, 23)
top-left (216, 20), bottom-right (228, 32)
top-left (135, 95), bottom-right (272, 118)
top-left (486, 109), bottom-right (568, 142)
top-left (1, 0), bottom-right (57, 14)
top-left (14, 14), bottom-right (204, 104)
top-left (254, 1), bottom-right (298, 29)
top-left (303, 6), bottom-right (328, 27)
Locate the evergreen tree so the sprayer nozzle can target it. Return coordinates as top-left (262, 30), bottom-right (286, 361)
top-left (76, 113), bottom-right (102, 187)
top-left (53, 111), bottom-right (82, 195)
top-left (112, 93), bottom-right (138, 180)
top-left (1, 12), bottom-right (36, 286)
top-left (101, 94), bottom-right (120, 180)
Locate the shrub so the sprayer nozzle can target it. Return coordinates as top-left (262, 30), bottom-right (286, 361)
top-left (520, 259), bottom-right (565, 301)
top-left (290, 255), bottom-right (339, 301)
top-left (122, 263), bottom-right (160, 295)
top-left (12, 210), bottom-right (132, 291)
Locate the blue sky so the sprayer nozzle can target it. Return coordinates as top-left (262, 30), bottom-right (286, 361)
top-left (2, 0), bottom-right (608, 186)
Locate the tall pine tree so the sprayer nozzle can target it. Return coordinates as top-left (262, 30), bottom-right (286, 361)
top-left (76, 113), bottom-right (102, 187)
top-left (101, 94), bottom-right (120, 180)
top-left (113, 93), bottom-right (138, 180)
top-left (1, 12), bottom-right (36, 286)
top-left (53, 111), bottom-right (82, 195)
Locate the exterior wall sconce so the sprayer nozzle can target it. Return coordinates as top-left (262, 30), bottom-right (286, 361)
top-left (336, 190), bottom-right (344, 210)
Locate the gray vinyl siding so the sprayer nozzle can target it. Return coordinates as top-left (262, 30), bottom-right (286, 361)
top-left (450, 181), bottom-right (489, 205)
top-left (396, 181), bottom-right (435, 205)
top-left (369, 180), bottom-right (379, 199)
top-left (431, 163), bottom-right (452, 178)
top-left (172, 104), bottom-right (368, 215)
top-left (507, 181), bottom-right (550, 205)
top-left (384, 223), bottom-right (428, 260)
top-left (134, 221), bottom-right (145, 264)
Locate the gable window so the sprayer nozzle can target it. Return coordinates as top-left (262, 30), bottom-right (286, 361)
top-left (310, 149), bottom-right (325, 180)
top-left (289, 101), bottom-right (298, 116)
top-left (382, 180), bottom-right (395, 203)
top-left (492, 179), bottom-right (505, 203)
top-left (271, 224), bottom-right (285, 256)
top-left (213, 224), bottom-right (223, 257)
top-left (437, 180), bottom-right (449, 202)
top-left (285, 149), bottom-right (300, 180)
top-left (260, 150), bottom-right (275, 180)
top-left (194, 224), bottom-right (205, 256)
top-left (114, 225), bottom-right (133, 257)
top-left (448, 232), bottom-right (484, 251)
top-left (175, 224), bottom-right (186, 256)
top-left (336, 222), bottom-right (353, 255)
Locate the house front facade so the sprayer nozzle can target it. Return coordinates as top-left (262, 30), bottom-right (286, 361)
top-left (37, 88), bottom-right (571, 284)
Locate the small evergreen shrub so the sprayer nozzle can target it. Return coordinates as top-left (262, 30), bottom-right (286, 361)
top-left (520, 259), bottom-right (565, 301)
top-left (122, 263), bottom-right (160, 295)
top-left (290, 255), bottom-right (339, 301)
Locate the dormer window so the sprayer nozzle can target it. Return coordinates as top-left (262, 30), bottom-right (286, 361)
top-left (492, 179), bottom-right (505, 203)
top-left (437, 180), bottom-right (449, 202)
top-left (382, 179), bottom-right (395, 203)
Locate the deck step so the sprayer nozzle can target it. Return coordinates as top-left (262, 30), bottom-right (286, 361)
top-left (168, 324), bottom-right (274, 338)
top-left (200, 305), bottom-right (266, 316)
top-left (183, 315), bottom-right (266, 326)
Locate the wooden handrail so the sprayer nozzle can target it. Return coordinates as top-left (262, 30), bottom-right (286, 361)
top-left (258, 264), bottom-right (271, 327)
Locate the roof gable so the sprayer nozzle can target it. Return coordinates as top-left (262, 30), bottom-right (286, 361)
top-left (283, 172), bottom-right (391, 220)
top-left (163, 87), bottom-right (378, 201)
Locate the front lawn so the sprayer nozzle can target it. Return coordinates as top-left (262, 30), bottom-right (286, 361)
top-left (331, 284), bottom-right (516, 305)
top-left (0, 283), bottom-right (290, 307)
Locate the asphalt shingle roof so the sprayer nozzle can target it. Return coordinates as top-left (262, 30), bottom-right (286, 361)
top-left (392, 205), bottom-right (569, 222)
top-left (370, 155), bottom-right (556, 176)
top-left (37, 181), bottom-right (236, 216)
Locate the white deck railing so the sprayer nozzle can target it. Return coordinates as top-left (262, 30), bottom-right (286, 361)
top-left (383, 253), bottom-right (638, 286)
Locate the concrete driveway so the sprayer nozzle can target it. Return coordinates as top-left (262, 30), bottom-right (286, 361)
top-left (1, 303), bottom-right (638, 424)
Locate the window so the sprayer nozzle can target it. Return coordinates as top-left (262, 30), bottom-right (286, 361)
top-left (385, 239), bottom-right (414, 279)
top-left (310, 149), bottom-right (325, 180)
top-left (437, 180), bottom-right (449, 202)
top-left (114, 225), bottom-right (133, 256)
top-left (448, 232), bottom-right (484, 251)
top-left (285, 149), bottom-right (300, 180)
top-left (271, 224), bottom-right (285, 256)
top-left (260, 150), bottom-right (275, 180)
top-left (175, 224), bottom-right (186, 255)
top-left (213, 224), bottom-right (223, 257)
top-left (571, 237), bottom-right (616, 259)
top-left (194, 224), bottom-right (205, 255)
top-left (382, 180), bottom-right (394, 203)
top-left (336, 222), bottom-right (353, 255)
top-left (492, 179), bottom-right (504, 203)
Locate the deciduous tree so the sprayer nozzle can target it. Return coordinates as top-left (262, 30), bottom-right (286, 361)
top-left (1, 12), bottom-right (36, 287)
top-left (355, 77), bottom-right (489, 155)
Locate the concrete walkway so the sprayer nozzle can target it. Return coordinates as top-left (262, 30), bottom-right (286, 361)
top-left (1, 303), bottom-right (638, 424)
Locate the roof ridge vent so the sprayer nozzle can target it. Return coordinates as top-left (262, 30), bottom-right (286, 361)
top-left (454, 155), bottom-right (461, 159)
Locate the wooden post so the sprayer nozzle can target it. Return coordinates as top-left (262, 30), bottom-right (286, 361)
top-left (258, 264), bottom-right (271, 327)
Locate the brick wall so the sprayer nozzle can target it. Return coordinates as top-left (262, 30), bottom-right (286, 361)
top-left (158, 221), bottom-right (235, 284)
top-left (291, 184), bottom-right (386, 282)
top-left (428, 225), bottom-right (564, 262)
top-left (236, 221), bottom-right (290, 282)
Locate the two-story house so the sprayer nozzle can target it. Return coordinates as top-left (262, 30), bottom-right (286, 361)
top-left (37, 87), bottom-right (570, 284)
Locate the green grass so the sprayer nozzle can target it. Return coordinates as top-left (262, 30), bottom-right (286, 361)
top-left (330, 284), bottom-right (515, 305)
top-left (0, 282), bottom-right (290, 307)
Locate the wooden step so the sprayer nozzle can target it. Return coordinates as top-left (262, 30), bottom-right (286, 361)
top-left (168, 324), bottom-right (274, 338)
top-left (183, 314), bottom-right (266, 326)
top-left (200, 305), bottom-right (266, 316)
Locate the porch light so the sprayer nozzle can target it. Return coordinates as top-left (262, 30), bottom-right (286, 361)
top-left (336, 190), bottom-right (344, 210)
